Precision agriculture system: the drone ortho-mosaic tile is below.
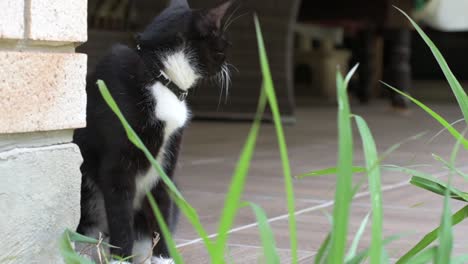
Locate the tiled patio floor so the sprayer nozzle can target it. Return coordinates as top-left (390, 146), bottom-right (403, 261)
top-left (173, 101), bottom-right (468, 263)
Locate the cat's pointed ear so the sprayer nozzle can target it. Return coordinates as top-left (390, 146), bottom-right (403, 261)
top-left (168, 0), bottom-right (190, 9)
top-left (205, 1), bottom-right (233, 29)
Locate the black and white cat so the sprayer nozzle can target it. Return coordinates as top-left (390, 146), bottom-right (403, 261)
top-left (73, 0), bottom-right (233, 263)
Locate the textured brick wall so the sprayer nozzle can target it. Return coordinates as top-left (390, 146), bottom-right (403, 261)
top-left (0, 0), bottom-right (87, 263)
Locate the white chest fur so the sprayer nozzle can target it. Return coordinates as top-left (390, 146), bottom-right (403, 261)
top-left (133, 49), bottom-right (199, 209)
top-left (133, 82), bottom-right (189, 209)
top-left (152, 82), bottom-right (189, 140)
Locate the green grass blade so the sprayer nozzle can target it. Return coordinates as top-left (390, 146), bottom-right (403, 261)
top-left (66, 229), bottom-right (116, 249)
top-left (435, 130), bottom-right (464, 263)
top-left (97, 80), bottom-right (216, 256)
top-left (328, 68), bottom-right (354, 264)
top-left (409, 247), bottom-right (437, 264)
top-left (384, 163), bottom-right (468, 202)
top-left (299, 131), bottom-right (426, 180)
top-left (410, 176), bottom-right (447, 195)
top-left (297, 166), bottom-right (366, 179)
top-left (314, 233), bottom-right (331, 264)
top-left (167, 192), bottom-right (217, 253)
top-left (432, 151), bottom-right (468, 181)
top-left (345, 213), bottom-right (370, 262)
top-left (351, 176), bottom-right (369, 199)
top-left (381, 249), bottom-right (390, 264)
top-left (213, 86), bottom-right (267, 260)
top-left (344, 64), bottom-right (359, 86)
top-left (453, 254), bottom-right (468, 264)
top-left (428, 118), bottom-right (465, 144)
top-left (355, 115), bottom-right (383, 263)
top-left (346, 234), bottom-right (401, 264)
top-left (378, 132), bottom-right (427, 163)
top-left (396, 205), bottom-right (468, 264)
top-left (254, 14), bottom-right (298, 263)
top-left (147, 192), bottom-right (184, 264)
top-left (410, 175), bottom-right (468, 202)
top-left (396, 7), bottom-right (468, 126)
top-left (247, 202), bottom-right (280, 264)
top-left (59, 230), bottom-right (95, 264)
top-left (113, 255), bottom-right (133, 262)
top-left (381, 81), bottom-right (468, 150)
top-left (435, 178), bottom-right (452, 264)
top-left (66, 229), bottom-right (100, 244)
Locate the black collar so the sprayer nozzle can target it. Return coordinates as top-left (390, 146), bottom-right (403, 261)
top-left (155, 70), bottom-right (188, 101)
top-left (136, 44), bottom-right (188, 101)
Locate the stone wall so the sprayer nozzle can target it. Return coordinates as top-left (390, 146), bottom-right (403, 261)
top-left (0, 0), bottom-right (87, 263)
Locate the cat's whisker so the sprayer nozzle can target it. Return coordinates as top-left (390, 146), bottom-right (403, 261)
top-left (209, 64), bottom-right (233, 103)
top-left (221, 63), bottom-right (231, 104)
top-left (223, 4), bottom-right (241, 32)
top-left (226, 70), bottom-right (231, 103)
top-left (224, 11), bottom-right (249, 32)
top-left (216, 70), bottom-right (224, 109)
top-left (223, 5), bottom-right (239, 27)
top-left (226, 62), bottom-right (239, 73)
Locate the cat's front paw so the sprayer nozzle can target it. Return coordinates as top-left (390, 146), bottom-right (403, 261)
top-left (151, 256), bottom-right (175, 264)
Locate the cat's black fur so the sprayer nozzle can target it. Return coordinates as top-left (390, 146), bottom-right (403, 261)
top-left (73, 0), bottom-right (233, 262)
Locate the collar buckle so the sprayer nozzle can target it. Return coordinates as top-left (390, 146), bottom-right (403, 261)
top-left (179, 92), bottom-right (188, 101)
top-left (157, 70), bottom-right (188, 102)
top-left (158, 71), bottom-right (170, 82)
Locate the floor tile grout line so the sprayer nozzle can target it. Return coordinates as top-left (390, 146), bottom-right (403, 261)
top-left (176, 181), bottom-right (406, 249)
top-left (297, 252), bottom-right (318, 262)
top-left (176, 165), bottom-right (468, 249)
top-left (176, 200), bottom-right (335, 248)
top-left (181, 190), bottom-right (329, 204)
top-left (219, 242), bottom-right (316, 253)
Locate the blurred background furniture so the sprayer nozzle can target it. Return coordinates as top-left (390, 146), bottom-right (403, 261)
top-left (415, 0), bottom-right (468, 31)
top-left (294, 24), bottom-right (351, 101)
top-left (296, 0), bottom-right (414, 108)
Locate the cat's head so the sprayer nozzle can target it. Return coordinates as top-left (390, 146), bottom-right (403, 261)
top-left (136, 0), bottom-right (234, 78)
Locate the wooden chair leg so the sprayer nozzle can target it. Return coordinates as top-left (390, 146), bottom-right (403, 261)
top-left (383, 28), bottom-right (412, 108)
top-left (356, 27), bottom-right (376, 104)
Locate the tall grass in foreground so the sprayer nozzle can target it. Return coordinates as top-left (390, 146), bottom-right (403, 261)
top-left (61, 9), bottom-right (468, 264)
